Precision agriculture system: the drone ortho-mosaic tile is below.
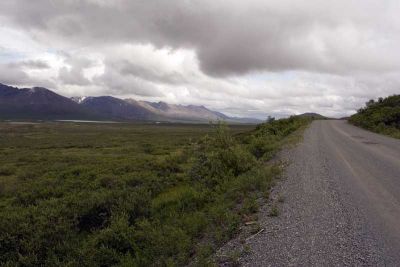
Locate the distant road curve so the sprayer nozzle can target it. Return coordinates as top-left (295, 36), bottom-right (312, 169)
top-left (241, 120), bottom-right (400, 266)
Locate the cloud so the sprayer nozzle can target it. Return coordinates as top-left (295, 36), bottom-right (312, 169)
top-left (102, 44), bottom-right (194, 86)
top-left (1, 0), bottom-right (400, 76)
top-left (9, 59), bottom-right (50, 69)
top-left (0, 62), bottom-right (56, 88)
top-left (93, 66), bottom-right (165, 97)
top-left (58, 66), bottom-right (90, 86)
top-left (57, 56), bottom-right (95, 86)
top-left (0, 1), bottom-right (400, 118)
top-left (0, 64), bottom-right (31, 85)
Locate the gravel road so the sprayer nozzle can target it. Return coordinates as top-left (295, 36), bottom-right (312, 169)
top-left (239, 120), bottom-right (400, 266)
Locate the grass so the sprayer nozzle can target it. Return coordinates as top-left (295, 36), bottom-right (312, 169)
top-left (0, 117), bottom-right (310, 266)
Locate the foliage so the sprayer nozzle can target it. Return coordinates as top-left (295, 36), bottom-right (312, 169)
top-left (349, 95), bottom-right (400, 138)
top-left (0, 118), bottom-right (309, 266)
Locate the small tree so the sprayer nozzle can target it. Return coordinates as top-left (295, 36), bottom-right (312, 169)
top-left (366, 99), bottom-right (375, 107)
top-left (267, 116), bottom-right (275, 123)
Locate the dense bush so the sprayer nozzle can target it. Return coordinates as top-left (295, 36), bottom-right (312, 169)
top-left (349, 95), bottom-right (400, 138)
top-left (0, 118), bottom-right (309, 266)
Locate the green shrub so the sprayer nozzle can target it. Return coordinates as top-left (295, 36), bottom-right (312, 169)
top-left (249, 137), bottom-right (277, 159)
top-left (0, 165), bottom-right (16, 176)
top-left (81, 213), bottom-right (136, 266)
top-left (151, 186), bottom-right (204, 215)
top-left (349, 95), bottom-right (400, 138)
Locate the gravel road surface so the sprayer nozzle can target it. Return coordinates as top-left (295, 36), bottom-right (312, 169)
top-left (240, 120), bottom-right (400, 266)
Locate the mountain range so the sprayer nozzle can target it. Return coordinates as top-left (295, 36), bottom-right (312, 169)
top-left (0, 83), bottom-right (260, 123)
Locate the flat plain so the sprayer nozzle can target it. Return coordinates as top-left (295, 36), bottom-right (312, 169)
top-left (0, 121), bottom-right (261, 266)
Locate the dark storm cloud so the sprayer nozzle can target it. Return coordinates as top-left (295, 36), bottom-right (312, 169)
top-left (1, 0), bottom-right (399, 76)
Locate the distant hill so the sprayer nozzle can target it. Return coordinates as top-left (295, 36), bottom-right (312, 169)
top-left (296, 113), bottom-right (327, 120)
top-left (127, 99), bottom-right (223, 122)
top-left (79, 96), bottom-right (156, 121)
top-left (0, 83), bottom-right (96, 120)
top-left (349, 95), bottom-right (400, 138)
top-left (0, 83), bottom-right (260, 123)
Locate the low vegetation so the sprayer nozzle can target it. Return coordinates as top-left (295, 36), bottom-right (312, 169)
top-left (0, 118), bottom-right (310, 266)
top-left (349, 95), bottom-right (400, 138)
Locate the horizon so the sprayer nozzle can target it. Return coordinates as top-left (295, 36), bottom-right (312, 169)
top-left (0, 82), bottom-right (341, 120)
top-left (1, 1), bottom-right (400, 119)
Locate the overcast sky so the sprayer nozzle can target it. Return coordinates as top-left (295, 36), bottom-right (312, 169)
top-left (1, 0), bottom-right (399, 118)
